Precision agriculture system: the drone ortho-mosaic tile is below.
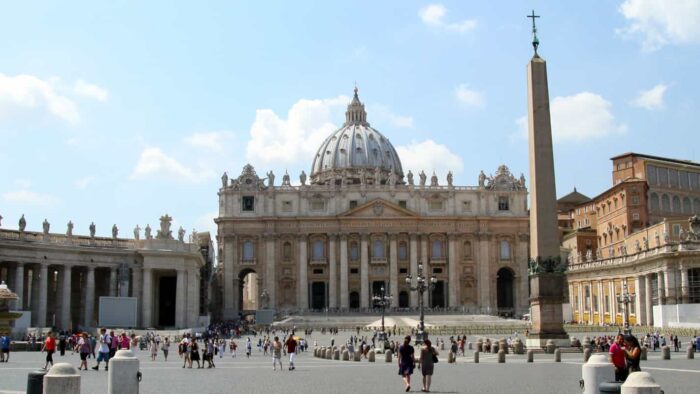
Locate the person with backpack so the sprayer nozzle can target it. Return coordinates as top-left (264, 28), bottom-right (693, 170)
top-left (92, 328), bottom-right (111, 371)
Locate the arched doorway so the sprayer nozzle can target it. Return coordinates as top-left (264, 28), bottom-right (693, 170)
top-left (398, 291), bottom-right (409, 308)
top-left (239, 269), bottom-right (259, 311)
top-left (497, 267), bottom-right (515, 315)
top-left (310, 282), bottom-right (326, 310)
top-left (430, 281), bottom-right (445, 308)
top-left (349, 291), bottom-right (360, 309)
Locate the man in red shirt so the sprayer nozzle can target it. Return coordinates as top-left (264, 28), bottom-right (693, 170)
top-left (41, 332), bottom-right (56, 370)
top-left (285, 335), bottom-right (297, 371)
top-left (609, 334), bottom-right (627, 382)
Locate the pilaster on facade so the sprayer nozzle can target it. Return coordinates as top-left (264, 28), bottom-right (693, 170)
top-left (84, 265), bottom-right (95, 329)
top-left (328, 233), bottom-right (338, 309)
top-left (360, 233), bottom-right (369, 309)
top-left (298, 235), bottom-right (308, 311)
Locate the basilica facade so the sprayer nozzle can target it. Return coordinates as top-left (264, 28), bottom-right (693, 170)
top-left (216, 89), bottom-right (530, 319)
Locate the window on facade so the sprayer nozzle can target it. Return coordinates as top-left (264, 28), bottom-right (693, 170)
top-left (372, 239), bottom-right (385, 259)
top-left (312, 268), bottom-right (323, 275)
top-left (312, 240), bottom-right (325, 260)
top-left (242, 240), bottom-right (254, 261)
top-left (650, 193), bottom-right (659, 211)
top-left (399, 268), bottom-right (408, 274)
top-left (398, 200), bottom-right (407, 209)
top-left (311, 200), bottom-right (325, 211)
top-left (683, 197), bottom-right (692, 214)
top-left (680, 171), bottom-right (689, 189)
top-left (669, 169), bottom-right (679, 187)
top-left (585, 286), bottom-right (591, 310)
top-left (673, 224), bottom-right (681, 235)
top-left (429, 200), bottom-right (443, 211)
top-left (500, 240), bottom-right (510, 260)
top-left (661, 195), bottom-right (671, 212)
top-left (349, 200), bottom-right (358, 209)
top-left (632, 212), bottom-right (640, 221)
top-left (242, 196), bottom-right (255, 211)
top-left (463, 241), bottom-right (472, 259)
top-left (282, 200), bottom-right (293, 212)
top-left (695, 198), bottom-right (700, 214)
top-left (398, 242), bottom-right (408, 260)
top-left (498, 196), bottom-right (509, 211)
top-left (433, 268), bottom-right (443, 274)
top-left (350, 242), bottom-right (359, 261)
top-left (431, 240), bottom-right (443, 259)
top-left (647, 164), bottom-right (657, 185)
top-left (673, 196), bottom-right (681, 212)
top-left (659, 167), bottom-right (668, 185)
top-left (604, 295), bottom-right (609, 313)
top-left (282, 242), bottom-right (292, 261)
top-left (593, 294), bottom-right (598, 312)
top-left (462, 201), bottom-right (472, 212)
top-left (350, 268), bottom-right (359, 274)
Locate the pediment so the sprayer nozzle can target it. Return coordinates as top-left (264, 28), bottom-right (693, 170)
top-left (341, 199), bottom-right (418, 218)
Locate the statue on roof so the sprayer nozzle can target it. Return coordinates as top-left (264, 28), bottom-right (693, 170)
top-left (145, 224), bottom-right (152, 240)
top-left (374, 167), bottom-right (381, 185)
top-left (178, 226), bottom-right (185, 242)
top-left (134, 225), bottom-right (141, 240)
top-left (157, 214), bottom-right (173, 240)
top-left (221, 172), bottom-right (228, 188)
top-left (447, 171), bottom-right (453, 187)
top-left (407, 170), bottom-right (414, 186)
top-left (419, 171), bottom-right (427, 187)
top-left (282, 170), bottom-right (291, 186)
top-left (19, 214), bottom-right (26, 232)
top-left (66, 221), bottom-right (73, 237)
top-left (89, 222), bottom-right (96, 238)
top-left (42, 219), bottom-right (50, 235)
top-left (430, 172), bottom-right (438, 187)
top-left (267, 170), bottom-right (275, 187)
top-left (112, 224), bottom-right (118, 239)
top-left (300, 170), bottom-right (307, 186)
top-left (478, 170), bottom-right (486, 188)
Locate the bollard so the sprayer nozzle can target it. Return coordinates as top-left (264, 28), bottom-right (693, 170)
top-left (661, 346), bottom-right (670, 360)
top-left (314, 348), bottom-right (318, 357)
top-left (109, 349), bottom-right (140, 394)
top-left (384, 350), bottom-right (393, 363)
top-left (368, 350), bottom-right (375, 362)
top-left (326, 348), bottom-right (332, 359)
top-left (342, 349), bottom-right (349, 361)
top-left (447, 351), bottom-right (455, 363)
top-left (497, 349), bottom-right (505, 363)
top-left (513, 339), bottom-right (524, 355)
top-left (545, 339), bottom-right (556, 354)
top-left (581, 354), bottom-right (614, 394)
top-left (527, 349), bottom-right (533, 363)
top-left (640, 347), bottom-right (647, 361)
top-left (688, 344), bottom-right (695, 360)
top-left (583, 336), bottom-right (591, 350)
top-left (499, 339), bottom-right (508, 354)
top-left (468, 342), bottom-right (473, 350)
top-left (353, 350), bottom-right (361, 362)
top-left (27, 369), bottom-right (47, 394)
top-left (333, 349), bottom-right (340, 360)
top-left (475, 339), bottom-right (483, 352)
top-left (554, 348), bottom-right (561, 363)
top-left (584, 347), bottom-right (592, 362)
top-left (599, 382), bottom-right (623, 393)
top-left (473, 351), bottom-right (479, 364)
top-left (491, 344), bottom-right (499, 354)
top-left (621, 371), bottom-right (662, 394)
top-left (43, 363), bottom-right (80, 394)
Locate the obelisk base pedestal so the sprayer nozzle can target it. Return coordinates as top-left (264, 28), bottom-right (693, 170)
top-left (527, 273), bottom-right (569, 348)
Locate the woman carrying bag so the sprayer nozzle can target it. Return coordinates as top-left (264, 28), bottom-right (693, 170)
top-left (418, 339), bottom-right (438, 393)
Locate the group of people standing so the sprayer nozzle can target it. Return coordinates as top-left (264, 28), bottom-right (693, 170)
top-left (608, 334), bottom-right (643, 382)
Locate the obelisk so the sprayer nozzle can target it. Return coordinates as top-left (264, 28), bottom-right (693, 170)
top-left (525, 11), bottom-right (569, 348)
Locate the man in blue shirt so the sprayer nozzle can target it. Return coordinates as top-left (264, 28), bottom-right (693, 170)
top-left (1, 334), bottom-right (12, 363)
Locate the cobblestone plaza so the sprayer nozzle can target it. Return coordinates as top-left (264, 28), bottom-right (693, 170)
top-left (0, 333), bottom-right (698, 393)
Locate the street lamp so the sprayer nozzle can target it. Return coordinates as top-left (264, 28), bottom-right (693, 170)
top-left (405, 262), bottom-right (437, 344)
top-left (617, 282), bottom-right (635, 335)
top-left (372, 286), bottom-right (392, 343)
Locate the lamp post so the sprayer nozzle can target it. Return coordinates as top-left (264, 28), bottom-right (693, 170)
top-left (617, 282), bottom-right (635, 335)
top-left (405, 262), bottom-right (437, 345)
top-left (372, 286), bottom-right (392, 344)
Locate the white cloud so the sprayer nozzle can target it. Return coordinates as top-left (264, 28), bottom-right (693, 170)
top-left (130, 147), bottom-right (200, 182)
top-left (73, 79), bottom-right (108, 102)
top-left (514, 92), bottom-right (626, 142)
top-left (370, 105), bottom-right (414, 128)
top-left (618, 0), bottom-right (700, 51)
top-left (418, 4), bottom-right (477, 33)
top-left (2, 189), bottom-right (57, 206)
top-left (455, 84), bottom-right (485, 108)
top-left (396, 139), bottom-right (464, 176)
top-left (184, 131), bottom-right (234, 152)
top-left (73, 175), bottom-right (95, 189)
top-left (245, 96), bottom-right (348, 166)
top-left (0, 73), bottom-right (79, 123)
top-left (631, 83), bottom-right (668, 110)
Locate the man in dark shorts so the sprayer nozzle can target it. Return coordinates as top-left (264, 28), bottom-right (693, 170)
top-left (398, 335), bottom-right (415, 392)
top-left (0, 334), bottom-right (11, 362)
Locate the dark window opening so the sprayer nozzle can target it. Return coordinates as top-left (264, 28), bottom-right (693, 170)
top-left (242, 196), bottom-right (255, 211)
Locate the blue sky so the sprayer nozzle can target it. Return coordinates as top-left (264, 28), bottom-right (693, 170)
top-left (1, 0), bottom-right (699, 238)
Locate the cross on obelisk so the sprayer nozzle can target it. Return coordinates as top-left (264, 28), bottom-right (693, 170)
top-left (527, 10), bottom-right (540, 55)
top-left (525, 11), bottom-right (569, 349)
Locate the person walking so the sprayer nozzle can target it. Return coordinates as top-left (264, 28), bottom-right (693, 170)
top-left (285, 335), bottom-right (297, 371)
top-left (272, 336), bottom-right (283, 371)
top-left (0, 333), bottom-right (11, 363)
top-left (149, 340), bottom-right (158, 361)
top-left (609, 334), bottom-right (628, 382)
top-left (162, 337), bottom-right (170, 361)
top-left (41, 332), bottom-right (56, 370)
top-left (75, 333), bottom-right (91, 371)
top-left (398, 335), bottom-right (415, 392)
top-left (418, 339), bottom-right (438, 393)
top-left (246, 337), bottom-right (252, 358)
top-left (92, 328), bottom-right (112, 371)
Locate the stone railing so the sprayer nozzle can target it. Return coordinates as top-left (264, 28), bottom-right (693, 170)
top-left (429, 258), bottom-right (447, 265)
top-left (262, 183), bottom-right (488, 192)
top-left (309, 258), bottom-right (327, 265)
top-left (567, 241), bottom-right (700, 272)
top-left (369, 257), bottom-right (387, 265)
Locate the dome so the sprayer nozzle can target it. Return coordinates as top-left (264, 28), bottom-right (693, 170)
top-left (310, 88), bottom-right (404, 185)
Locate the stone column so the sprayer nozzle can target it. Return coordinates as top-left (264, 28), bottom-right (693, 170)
top-left (14, 263), bottom-right (24, 310)
top-left (663, 266), bottom-right (677, 304)
top-left (409, 234), bottom-right (419, 308)
top-left (577, 283), bottom-right (584, 322)
top-left (447, 234), bottom-right (458, 308)
top-left (360, 234), bottom-right (369, 309)
top-left (339, 234), bottom-right (349, 310)
top-left (131, 267), bottom-right (142, 326)
top-left (231, 278), bottom-right (241, 314)
top-left (645, 274), bottom-right (653, 326)
top-left (61, 266), bottom-right (72, 329)
top-left (389, 234), bottom-right (398, 308)
top-left (609, 281), bottom-right (616, 324)
top-left (477, 233), bottom-right (491, 313)
top-left (298, 235), bottom-right (308, 311)
top-left (679, 263), bottom-right (689, 304)
top-left (176, 269), bottom-right (186, 327)
top-left (84, 266), bottom-right (95, 328)
top-left (37, 264), bottom-right (49, 327)
top-left (223, 236), bottom-right (237, 318)
top-left (598, 281), bottom-right (604, 325)
top-left (656, 271), bottom-right (665, 305)
top-left (187, 269), bottom-right (199, 327)
top-left (109, 268), bottom-right (117, 297)
top-left (420, 234), bottom-right (429, 307)
top-left (141, 268), bottom-right (153, 328)
top-left (328, 234), bottom-right (337, 309)
top-left (635, 275), bottom-right (646, 326)
top-left (265, 235), bottom-right (277, 308)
